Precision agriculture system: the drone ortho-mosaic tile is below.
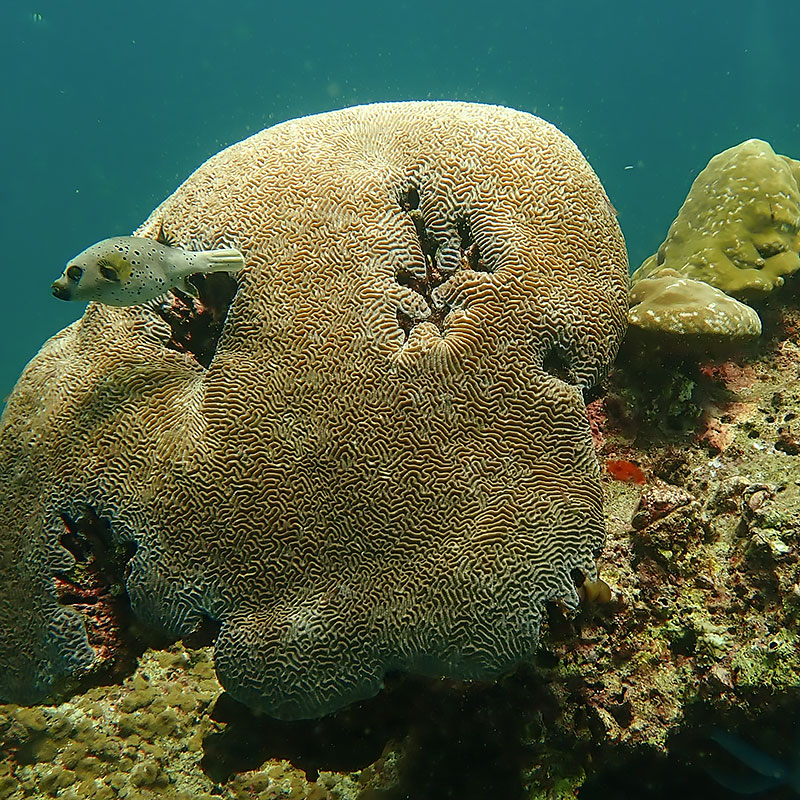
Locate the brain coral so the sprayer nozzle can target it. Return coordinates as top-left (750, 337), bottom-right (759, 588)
top-left (0, 101), bottom-right (628, 719)
top-left (632, 139), bottom-right (800, 300)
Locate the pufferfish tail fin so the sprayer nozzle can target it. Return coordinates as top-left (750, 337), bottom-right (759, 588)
top-left (191, 248), bottom-right (246, 275)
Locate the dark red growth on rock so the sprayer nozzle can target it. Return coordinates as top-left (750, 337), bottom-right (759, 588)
top-left (586, 398), bottom-right (606, 451)
top-left (55, 511), bottom-right (139, 686)
top-left (698, 361), bottom-right (756, 392)
top-left (156, 272), bottom-right (239, 368)
top-left (605, 459), bottom-right (646, 484)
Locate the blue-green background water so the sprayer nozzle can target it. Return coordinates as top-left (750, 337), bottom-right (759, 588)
top-left (1, 0), bottom-right (799, 398)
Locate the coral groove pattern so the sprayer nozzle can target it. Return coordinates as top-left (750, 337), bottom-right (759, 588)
top-left (0, 102), bottom-right (628, 718)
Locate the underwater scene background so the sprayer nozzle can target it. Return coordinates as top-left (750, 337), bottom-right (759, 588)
top-left (1, 0), bottom-right (799, 396)
top-left (1, 2), bottom-right (800, 800)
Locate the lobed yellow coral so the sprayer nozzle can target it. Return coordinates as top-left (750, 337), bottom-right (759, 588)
top-left (632, 139), bottom-right (800, 301)
top-left (627, 269), bottom-right (761, 351)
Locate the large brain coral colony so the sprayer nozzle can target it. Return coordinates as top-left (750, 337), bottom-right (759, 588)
top-left (0, 102), bottom-right (628, 719)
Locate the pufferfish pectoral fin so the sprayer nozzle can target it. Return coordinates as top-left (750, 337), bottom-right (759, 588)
top-left (155, 222), bottom-right (177, 248)
top-left (177, 276), bottom-right (199, 298)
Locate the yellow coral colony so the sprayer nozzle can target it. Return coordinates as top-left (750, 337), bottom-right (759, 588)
top-left (628, 139), bottom-right (800, 346)
top-left (633, 139), bottom-right (800, 300)
top-left (628, 269), bottom-right (762, 347)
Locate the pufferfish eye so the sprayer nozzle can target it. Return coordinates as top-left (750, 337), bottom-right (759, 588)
top-left (99, 264), bottom-right (120, 282)
top-left (65, 265), bottom-right (83, 283)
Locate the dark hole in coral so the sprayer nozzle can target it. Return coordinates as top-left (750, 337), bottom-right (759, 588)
top-left (398, 185), bottom-right (420, 211)
top-left (543, 600), bottom-right (575, 640)
top-left (755, 242), bottom-right (784, 260)
top-left (54, 509), bottom-right (142, 690)
top-left (775, 432), bottom-right (800, 455)
top-left (668, 627), bottom-right (697, 657)
top-left (583, 381), bottom-right (606, 406)
top-left (542, 345), bottom-right (573, 384)
top-left (395, 187), bottom-right (492, 341)
top-left (455, 215), bottom-right (472, 250)
top-left (569, 568), bottom-right (586, 588)
top-left (455, 215), bottom-right (490, 274)
top-left (396, 307), bottom-right (415, 338)
top-left (59, 524), bottom-right (92, 564)
top-left (155, 271), bottom-right (239, 368)
top-left (608, 698), bottom-right (634, 728)
top-left (183, 613), bottom-right (221, 649)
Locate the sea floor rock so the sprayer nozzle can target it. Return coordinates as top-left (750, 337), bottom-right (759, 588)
top-left (1, 302), bottom-right (799, 800)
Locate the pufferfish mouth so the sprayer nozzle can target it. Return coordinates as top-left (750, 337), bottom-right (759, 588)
top-left (51, 281), bottom-right (72, 301)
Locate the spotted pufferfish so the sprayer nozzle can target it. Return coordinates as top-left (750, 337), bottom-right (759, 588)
top-left (51, 226), bottom-right (245, 307)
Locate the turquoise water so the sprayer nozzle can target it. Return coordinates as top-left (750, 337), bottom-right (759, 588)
top-left (1, 0), bottom-right (798, 394)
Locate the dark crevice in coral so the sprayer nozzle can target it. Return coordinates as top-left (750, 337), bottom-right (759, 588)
top-left (455, 216), bottom-right (490, 274)
top-left (755, 242), bottom-right (784, 260)
top-left (395, 185), bottom-right (492, 341)
top-left (542, 344), bottom-right (573, 384)
top-left (668, 627), bottom-right (697, 657)
top-left (398, 185), bottom-right (420, 212)
top-left (543, 600), bottom-right (576, 640)
top-left (569, 568), bottom-right (586, 588)
top-left (155, 271), bottom-right (239, 368)
top-left (395, 307), bottom-right (415, 339)
top-left (54, 509), bottom-right (142, 691)
top-left (184, 614), bottom-right (222, 649)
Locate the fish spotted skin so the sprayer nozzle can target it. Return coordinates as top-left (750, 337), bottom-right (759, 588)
top-left (51, 236), bottom-right (245, 307)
